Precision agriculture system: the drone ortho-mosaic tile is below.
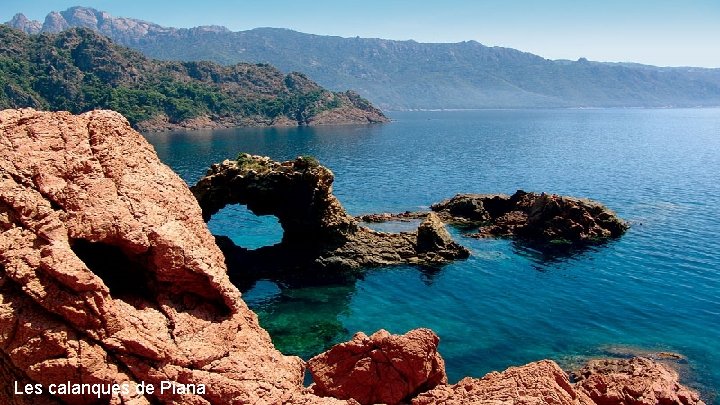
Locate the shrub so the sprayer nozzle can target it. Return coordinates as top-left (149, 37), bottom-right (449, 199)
top-left (297, 155), bottom-right (320, 168)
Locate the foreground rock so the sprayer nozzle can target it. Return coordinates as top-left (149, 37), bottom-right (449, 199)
top-left (308, 329), bottom-right (447, 405)
top-left (0, 108), bottom-right (341, 404)
top-left (413, 360), bottom-right (595, 405)
top-left (191, 155), bottom-right (469, 272)
top-left (431, 190), bottom-right (628, 244)
top-left (573, 357), bottom-right (704, 405)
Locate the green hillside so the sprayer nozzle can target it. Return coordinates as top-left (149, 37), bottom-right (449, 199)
top-left (0, 26), bottom-right (386, 130)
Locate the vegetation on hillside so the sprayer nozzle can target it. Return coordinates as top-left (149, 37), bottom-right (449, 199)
top-left (0, 26), bottom-right (386, 129)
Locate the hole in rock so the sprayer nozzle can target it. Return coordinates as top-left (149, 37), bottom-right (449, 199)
top-left (70, 239), bottom-right (153, 306)
top-left (208, 204), bottom-right (284, 250)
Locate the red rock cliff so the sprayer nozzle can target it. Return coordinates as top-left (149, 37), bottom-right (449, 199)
top-left (0, 108), bottom-right (347, 404)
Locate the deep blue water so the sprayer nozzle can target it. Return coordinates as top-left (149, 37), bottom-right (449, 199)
top-left (144, 109), bottom-right (720, 402)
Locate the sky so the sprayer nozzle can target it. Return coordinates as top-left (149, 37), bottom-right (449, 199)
top-left (2, 0), bottom-right (719, 68)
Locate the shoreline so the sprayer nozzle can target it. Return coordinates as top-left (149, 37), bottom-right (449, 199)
top-left (0, 108), bottom-right (715, 404)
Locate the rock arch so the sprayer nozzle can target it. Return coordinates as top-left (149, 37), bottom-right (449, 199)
top-left (192, 154), bottom-right (356, 246)
top-left (191, 154), bottom-right (469, 271)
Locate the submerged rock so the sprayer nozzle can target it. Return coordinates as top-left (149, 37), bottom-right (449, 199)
top-left (432, 190), bottom-right (628, 244)
top-left (191, 154), bottom-right (469, 272)
top-left (308, 329), bottom-right (447, 405)
top-left (573, 357), bottom-right (705, 405)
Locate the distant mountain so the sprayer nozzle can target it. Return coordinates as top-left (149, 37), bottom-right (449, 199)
top-left (6, 7), bottom-right (720, 110)
top-left (0, 26), bottom-right (387, 131)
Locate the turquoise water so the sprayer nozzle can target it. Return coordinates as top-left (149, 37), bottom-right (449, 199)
top-left (144, 109), bottom-right (720, 402)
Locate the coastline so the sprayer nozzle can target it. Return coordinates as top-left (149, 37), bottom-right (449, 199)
top-left (2, 110), bottom-right (716, 403)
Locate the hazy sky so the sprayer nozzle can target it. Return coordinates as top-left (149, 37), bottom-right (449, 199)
top-left (2, 0), bottom-right (719, 67)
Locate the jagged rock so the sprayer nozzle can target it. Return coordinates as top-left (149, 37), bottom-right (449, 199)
top-left (412, 356), bottom-right (705, 405)
top-left (573, 357), bottom-right (705, 405)
top-left (432, 190), bottom-right (628, 244)
top-left (308, 329), bottom-right (447, 405)
top-left (0, 108), bottom-right (336, 404)
top-left (412, 360), bottom-right (596, 405)
top-left (191, 154), bottom-right (469, 271)
top-left (42, 11), bottom-right (70, 33)
top-left (431, 194), bottom-right (497, 224)
top-left (5, 14), bottom-right (42, 34)
top-left (416, 212), bottom-right (457, 253)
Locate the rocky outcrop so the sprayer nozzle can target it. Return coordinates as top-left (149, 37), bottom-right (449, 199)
top-left (0, 108), bottom-right (340, 404)
top-left (42, 11), bottom-right (71, 33)
top-left (308, 329), bottom-right (447, 405)
top-left (191, 154), bottom-right (469, 272)
top-left (357, 211), bottom-right (428, 223)
top-left (307, 91), bottom-right (388, 125)
top-left (573, 357), bottom-right (705, 405)
top-left (307, 105), bottom-right (387, 125)
top-left (320, 212), bottom-right (469, 270)
top-left (431, 190), bottom-right (628, 244)
top-left (305, 330), bottom-right (706, 405)
top-left (5, 14), bottom-right (42, 34)
top-left (8, 7), bottom-right (168, 40)
top-left (413, 360), bottom-right (595, 405)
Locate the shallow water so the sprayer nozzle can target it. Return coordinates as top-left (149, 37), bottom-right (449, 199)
top-left (145, 108), bottom-right (720, 402)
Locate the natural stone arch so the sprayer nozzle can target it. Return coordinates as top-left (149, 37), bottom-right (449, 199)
top-left (191, 154), bottom-right (470, 272)
top-left (191, 154), bottom-right (357, 247)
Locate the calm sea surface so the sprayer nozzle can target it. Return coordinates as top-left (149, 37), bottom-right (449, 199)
top-left (144, 109), bottom-right (720, 402)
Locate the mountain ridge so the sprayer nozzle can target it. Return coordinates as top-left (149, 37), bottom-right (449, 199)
top-left (5, 7), bottom-right (720, 110)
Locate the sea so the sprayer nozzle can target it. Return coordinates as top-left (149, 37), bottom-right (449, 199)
top-left (144, 108), bottom-right (720, 402)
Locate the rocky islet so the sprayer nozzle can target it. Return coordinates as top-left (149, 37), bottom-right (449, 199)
top-left (361, 190), bottom-right (628, 248)
top-left (431, 191), bottom-right (628, 243)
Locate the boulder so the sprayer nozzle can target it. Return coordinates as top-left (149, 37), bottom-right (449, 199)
top-left (308, 329), bottom-right (447, 405)
top-left (573, 357), bottom-right (705, 405)
top-left (416, 212), bottom-right (463, 255)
